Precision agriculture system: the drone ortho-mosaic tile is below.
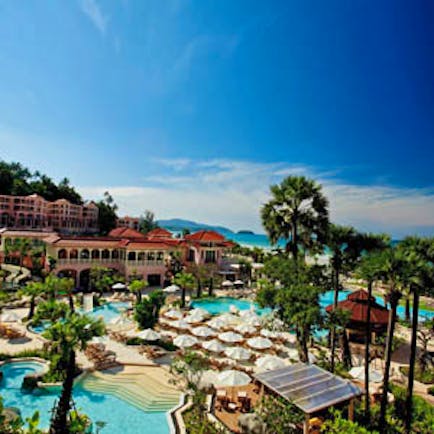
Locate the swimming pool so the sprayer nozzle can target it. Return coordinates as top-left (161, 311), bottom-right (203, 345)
top-left (30, 301), bottom-right (131, 334)
top-left (0, 361), bottom-right (172, 434)
top-left (191, 297), bottom-right (271, 315)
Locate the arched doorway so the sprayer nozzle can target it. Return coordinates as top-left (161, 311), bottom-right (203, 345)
top-left (79, 269), bottom-right (91, 291)
top-left (57, 269), bottom-right (78, 286)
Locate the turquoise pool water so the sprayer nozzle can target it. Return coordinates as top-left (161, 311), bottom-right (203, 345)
top-left (30, 302), bottom-right (131, 334)
top-left (191, 297), bottom-right (271, 315)
top-left (0, 361), bottom-right (170, 434)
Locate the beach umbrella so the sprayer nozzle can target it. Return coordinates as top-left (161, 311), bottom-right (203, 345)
top-left (222, 280), bottom-right (234, 287)
top-left (218, 313), bottom-right (239, 324)
top-left (244, 317), bottom-right (261, 327)
top-left (287, 348), bottom-right (300, 360)
top-left (186, 312), bottom-right (206, 324)
top-left (170, 319), bottom-right (190, 330)
top-left (225, 347), bottom-right (252, 361)
top-left (235, 324), bottom-right (257, 335)
top-left (189, 308), bottom-right (209, 317)
top-left (207, 317), bottom-right (227, 329)
top-left (0, 312), bottom-right (20, 322)
top-left (255, 355), bottom-right (286, 371)
top-left (109, 316), bottom-right (133, 331)
top-left (191, 326), bottom-right (216, 338)
top-left (202, 339), bottom-right (226, 353)
top-left (136, 329), bottom-right (161, 341)
top-left (349, 366), bottom-right (383, 383)
top-left (234, 280), bottom-right (244, 286)
top-left (112, 282), bottom-right (126, 290)
top-left (229, 304), bottom-right (238, 314)
top-left (218, 331), bottom-right (244, 343)
top-left (173, 334), bottom-right (198, 348)
top-left (164, 309), bottom-right (183, 319)
top-left (163, 284), bottom-right (180, 293)
top-left (247, 337), bottom-right (273, 350)
top-left (260, 329), bottom-right (280, 339)
top-left (215, 370), bottom-right (251, 387)
top-left (90, 336), bottom-right (107, 344)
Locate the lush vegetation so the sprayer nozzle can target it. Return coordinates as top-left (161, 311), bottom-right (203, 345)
top-left (134, 290), bottom-right (165, 329)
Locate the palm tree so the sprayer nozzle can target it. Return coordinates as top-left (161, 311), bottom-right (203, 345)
top-left (19, 281), bottom-right (45, 320)
top-left (261, 176), bottom-right (329, 264)
top-left (128, 279), bottom-right (148, 304)
top-left (173, 272), bottom-right (195, 308)
top-left (378, 248), bottom-right (406, 429)
top-left (398, 236), bottom-right (433, 433)
top-left (356, 251), bottom-right (384, 424)
top-left (45, 312), bottom-right (105, 434)
top-left (60, 277), bottom-right (75, 312)
top-left (14, 237), bottom-right (31, 270)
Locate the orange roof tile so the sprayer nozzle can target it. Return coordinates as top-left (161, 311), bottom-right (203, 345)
top-left (109, 227), bottom-right (145, 239)
top-left (185, 230), bottom-right (226, 242)
top-left (146, 228), bottom-right (173, 239)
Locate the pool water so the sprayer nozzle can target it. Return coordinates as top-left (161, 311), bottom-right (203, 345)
top-left (30, 302), bottom-right (131, 334)
top-left (0, 361), bottom-right (170, 434)
top-left (191, 297), bottom-right (271, 315)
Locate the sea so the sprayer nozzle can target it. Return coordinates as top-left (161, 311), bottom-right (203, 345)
top-left (226, 232), bottom-right (285, 249)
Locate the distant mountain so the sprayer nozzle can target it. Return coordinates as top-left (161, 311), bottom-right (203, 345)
top-left (157, 218), bottom-right (234, 234)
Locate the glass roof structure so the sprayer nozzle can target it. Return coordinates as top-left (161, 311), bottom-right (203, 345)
top-left (254, 363), bottom-right (362, 414)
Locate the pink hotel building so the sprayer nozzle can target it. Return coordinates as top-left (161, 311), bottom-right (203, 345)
top-left (0, 194), bottom-right (99, 234)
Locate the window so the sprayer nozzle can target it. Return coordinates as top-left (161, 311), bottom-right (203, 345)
top-left (187, 249), bottom-right (195, 262)
top-left (205, 250), bottom-right (216, 263)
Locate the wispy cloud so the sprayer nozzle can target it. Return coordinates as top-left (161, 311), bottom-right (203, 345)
top-left (77, 158), bottom-right (434, 238)
top-left (79, 0), bottom-right (108, 35)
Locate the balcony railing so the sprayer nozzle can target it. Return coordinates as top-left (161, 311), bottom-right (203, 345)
top-left (57, 258), bottom-right (165, 266)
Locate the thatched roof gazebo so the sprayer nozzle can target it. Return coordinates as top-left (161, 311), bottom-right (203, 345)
top-left (326, 290), bottom-right (389, 343)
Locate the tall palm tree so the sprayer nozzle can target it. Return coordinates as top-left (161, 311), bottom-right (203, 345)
top-left (398, 236), bottom-right (434, 433)
top-left (19, 281), bottom-right (45, 320)
top-left (261, 176), bottom-right (329, 264)
top-left (60, 277), bottom-right (76, 312)
top-left (378, 248), bottom-right (406, 429)
top-left (13, 237), bottom-right (31, 270)
top-left (173, 272), bottom-right (195, 308)
top-left (356, 251), bottom-right (384, 424)
top-left (45, 312), bottom-right (105, 434)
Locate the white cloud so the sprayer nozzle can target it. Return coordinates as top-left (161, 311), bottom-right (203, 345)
top-left (77, 158), bottom-right (434, 238)
top-left (79, 0), bottom-right (108, 35)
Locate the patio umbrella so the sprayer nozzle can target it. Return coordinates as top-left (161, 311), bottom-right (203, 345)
top-left (136, 329), bottom-right (161, 341)
top-left (235, 324), bottom-right (257, 335)
top-left (112, 282), bottom-right (126, 290)
top-left (349, 366), bottom-right (383, 383)
top-left (215, 370), bottom-right (251, 387)
top-left (247, 337), bottom-right (273, 350)
top-left (244, 315), bottom-right (261, 327)
top-left (0, 312), bottom-right (20, 322)
top-left (260, 329), bottom-right (280, 339)
top-left (90, 336), bottom-right (108, 344)
top-left (189, 308), bottom-right (209, 317)
top-left (163, 284), bottom-right (180, 293)
top-left (191, 326), bottom-right (216, 338)
top-left (222, 280), bottom-right (234, 287)
top-left (207, 317), bottom-right (227, 329)
top-left (286, 348), bottom-right (316, 363)
top-left (173, 334), bottom-right (198, 348)
top-left (234, 280), bottom-right (244, 286)
top-left (229, 304), bottom-right (238, 314)
top-left (218, 313), bottom-right (239, 325)
top-left (164, 309), bottom-right (183, 319)
top-left (238, 308), bottom-right (254, 317)
top-left (170, 319), bottom-right (190, 330)
top-left (255, 355), bottom-right (286, 371)
top-left (218, 331), bottom-right (244, 343)
top-left (202, 339), bottom-right (226, 353)
top-left (225, 347), bottom-right (252, 361)
top-left (186, 312), bottom-right (206, 324)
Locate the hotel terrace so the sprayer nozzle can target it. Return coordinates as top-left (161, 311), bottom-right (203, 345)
top-left (0, 193), bottom-right (99, 234)
top-left (0, 226), bottom-right (234, 289)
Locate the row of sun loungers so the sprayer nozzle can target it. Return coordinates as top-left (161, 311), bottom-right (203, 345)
top-left (85, 343), bottom-right (119, 370)
top-left (0, 323), bottom-right (25, 340)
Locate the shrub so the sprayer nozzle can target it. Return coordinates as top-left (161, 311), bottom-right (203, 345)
top-left (126, 337), bottom-right (177, 351)
top-left (428, 386), bottom-right (434, 396)
top-left (22, 375), bottom-right (39, 391)
top-left (400, 366), bottom-right (434, 384)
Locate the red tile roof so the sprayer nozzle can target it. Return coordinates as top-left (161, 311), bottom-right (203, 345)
top-left (325, 290), bottom-right (389, 326)
top-left (108, 227), bottom-right (145, 239)
top-left (185, 230), bottom-right (226, 242)
top-left (146, 228), bottom-right (173, 239)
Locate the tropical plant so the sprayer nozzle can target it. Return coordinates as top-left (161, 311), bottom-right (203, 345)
top-left (44, 312), bottom-right (105, 434)
top-left (89, 267), bottom-right (114, 297)
top-left (19, 281), bottom-right (45, 320)
top-left (173, 272), bottom-right (195, 308)
top-left (138, 210), bottom-right (159, 235)
top-left (261, 175), bottom-right (329, 263)
top-left (170, 350), bottom-right (209, 391)
top-left (96, 191), bottom-right (118, 235)
top-left (128, 279), bottom-right (148, 304)
top-left (33, 299), bottom-right (69, 325)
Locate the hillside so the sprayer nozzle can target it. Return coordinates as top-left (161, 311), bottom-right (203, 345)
top-left (157, 218), bottom-right (234, 234)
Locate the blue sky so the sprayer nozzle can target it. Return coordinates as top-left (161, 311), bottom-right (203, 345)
top-left (1, 0), bottom-right (434, 236)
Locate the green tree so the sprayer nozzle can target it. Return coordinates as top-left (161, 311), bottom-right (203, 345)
top-left (44, 312), bottom-right (105, 434)
top-left (96, 191), bottom-right (118, 235)
top-left (261, 175), bottom-right (329, 263)
top-left (134, 291), bottom-right (165, 329)
top-left (173, 272), bottom-right (195, 308)
top-left (138, 210), bottom-right (159, 235)
top-left (170, 350), bottom-right (209, 391)
top-left (33, 299), bottom-right (69, 324)
top-left (19, 281), bottom-right (45, 320)
top-left (128, 279), bottom-right (148, 304)
top-left (89, 267), bottom-right (114, 298)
